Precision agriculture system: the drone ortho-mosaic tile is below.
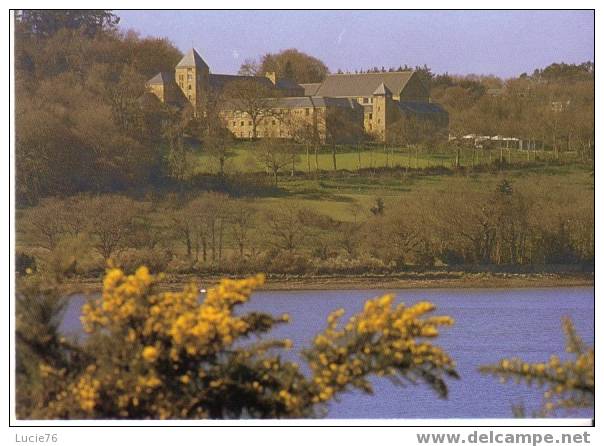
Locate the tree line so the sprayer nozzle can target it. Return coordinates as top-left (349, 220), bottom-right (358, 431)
top-left (17, 178), bottom-right (593, 281)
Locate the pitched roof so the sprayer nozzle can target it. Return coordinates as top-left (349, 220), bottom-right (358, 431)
top-left (147, 72), bottom-right (175, 85)
top-left (221, 96), bottom-right (362, 111)
top-left (176, 48), bottom-right (209, 69)
top-left (314, 71), bottom-right (414, 97)
top-left (275, 78), bottom-right (303, 91)
top-left (209, 73), bottom-right (274, 91)
top-left (300, 83), bottom-right (321, 96)
top-left (372, 82), bottom-right (392, 96)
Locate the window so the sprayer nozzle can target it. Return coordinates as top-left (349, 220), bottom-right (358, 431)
top-left (305, 108), bottom-right (310, 116)
top-left (249, 121), bottom-right (252, 126)
top-left (241, 121), bottom-right (245, 126)
top-left (369, 113), bottom-right (373, 120)
top-left (272, 120), bottom-right (276, 125)
top-left (363, 98), bottom-right (369, 104)
top-left (179, 75), bottom-right (184, 82)
top-left (232, 121), bottom-right (236, 127)
top-left (187, 74), bottom-right (192, 81)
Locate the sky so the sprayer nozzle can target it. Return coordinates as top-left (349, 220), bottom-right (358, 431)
top-left (116, 10), bottom-right (594, 78)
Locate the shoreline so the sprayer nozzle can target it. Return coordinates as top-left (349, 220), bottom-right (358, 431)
top-left (59, 271), bottom-right (594, 295)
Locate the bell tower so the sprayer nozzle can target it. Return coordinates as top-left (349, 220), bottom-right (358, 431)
top-left (372, 82), bottom-right (393, 142)
top-left (175, 48), bottom-right (210, 113)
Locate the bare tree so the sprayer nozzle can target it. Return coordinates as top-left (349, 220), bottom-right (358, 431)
top-left (83, 195), bottom-right (141, 261)
top-left (237, 58), bottom-right (261, 76)
top-left (20, 198), bottom-right (69, 251)
top-left (255, 138), bottom-right (294, 186)
top-left (278, 109), bottom-right (321, 174)
top-left (229, 202), bottom-right (256, 257)
top-left (223, 79), bottom-right (274, 139)
top-left (264, 205), bottom-right (308, 252)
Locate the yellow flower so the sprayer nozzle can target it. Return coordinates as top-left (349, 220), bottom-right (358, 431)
top-left (180, 375), bottom-right (191, 384)
top-left (142, 346), bottom-right (159, 362)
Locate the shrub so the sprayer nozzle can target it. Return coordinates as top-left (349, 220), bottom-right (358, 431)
top-left (116, 248), bottom-right (172, 274)
top-left (268, 251), bottom-right (314, 275)
top-left (17, 266), bottom-right (458, 419)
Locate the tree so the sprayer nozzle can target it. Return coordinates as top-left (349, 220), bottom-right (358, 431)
top-left (223, 79), bottom-right (274, 139)
top-left (82, 195), bottom-right (141, 261)
top-left (480, 317), bottom-right (593, 417)
top-left (237, 58), bottom-right (260, 76)
top-left (20, 198), bottom-right (70, 251)
top-left (256, 48), bottom-right (329, 83)
top-left (264, 205), bottom-right (308, 252)
top-left (15, 10), bottom-right (119, 38)
top-left (326, 105), bottom-right (365, 170)
top-left (17, 267), bottom-right (458, 419)
top-left (255, 139), bottom-right (293, 186)
top-left (203, 127), bottom-right (234, 177)
top-left (276, 108), bottom-right (321, 174)
top-left (229, 202), bottom-right (256, 257)
top-left (163, 108), bottom-right (195, 186)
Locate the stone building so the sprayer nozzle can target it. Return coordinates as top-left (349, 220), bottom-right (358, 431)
top-left (147, 48), bottom-right (448, 143)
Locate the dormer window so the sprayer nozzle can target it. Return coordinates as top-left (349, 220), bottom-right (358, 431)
top-left (363, 98), bottom-right (369, 104)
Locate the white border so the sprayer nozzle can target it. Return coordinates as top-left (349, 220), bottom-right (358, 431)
top-left (4, 2), bottom-right (601, 444)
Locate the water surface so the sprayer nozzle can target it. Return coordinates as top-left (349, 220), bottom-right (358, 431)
top-left (61, 287), bottom-right (594, 419)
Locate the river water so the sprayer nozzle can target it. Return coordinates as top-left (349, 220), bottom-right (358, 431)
top-left (60, 287), bottom-right (594, 419)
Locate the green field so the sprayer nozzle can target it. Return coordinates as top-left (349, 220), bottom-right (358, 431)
top-left (194, 151), bottom-right (594, 223)
top-left (189, 141), bottom-right (577, 177)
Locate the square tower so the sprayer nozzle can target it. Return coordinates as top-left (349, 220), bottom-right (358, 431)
top-left (174, 48), bottom-right (210, 112)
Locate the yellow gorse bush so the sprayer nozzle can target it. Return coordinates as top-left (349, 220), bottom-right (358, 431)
top-left (305, 294), bottom-right (457, 403)
top-left (27, 266), bottom-right (457, 419)
top-left (480, 317), bottom-right (594, 416)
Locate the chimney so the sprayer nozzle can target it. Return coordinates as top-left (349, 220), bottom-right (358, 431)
top-left (265, 71), bottom-right (277, 85)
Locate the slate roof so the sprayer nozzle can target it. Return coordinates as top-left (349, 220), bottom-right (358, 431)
top-left (209, 73), bottom-right (275, 91)
top-left (275, 78), bottom-right (304, 91)
top-left (372, 82), bottom-right (392, 96)
top-left (222, 96), bottom-right (362, 111)
top-left (300, 83), bottom-right (321, 96)
top-left (314, 71), bottom-right (414, 97)
top-left (176, 48), bottom-right (209, 69)
top-left (147, 72), bottom-right (175, 85)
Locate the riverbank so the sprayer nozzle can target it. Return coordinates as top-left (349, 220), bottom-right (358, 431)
top-left (58, 271), bottom-right (594, 295)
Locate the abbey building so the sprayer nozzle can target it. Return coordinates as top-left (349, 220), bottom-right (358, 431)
top-left (146, 48), bottom-right (448, 143)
